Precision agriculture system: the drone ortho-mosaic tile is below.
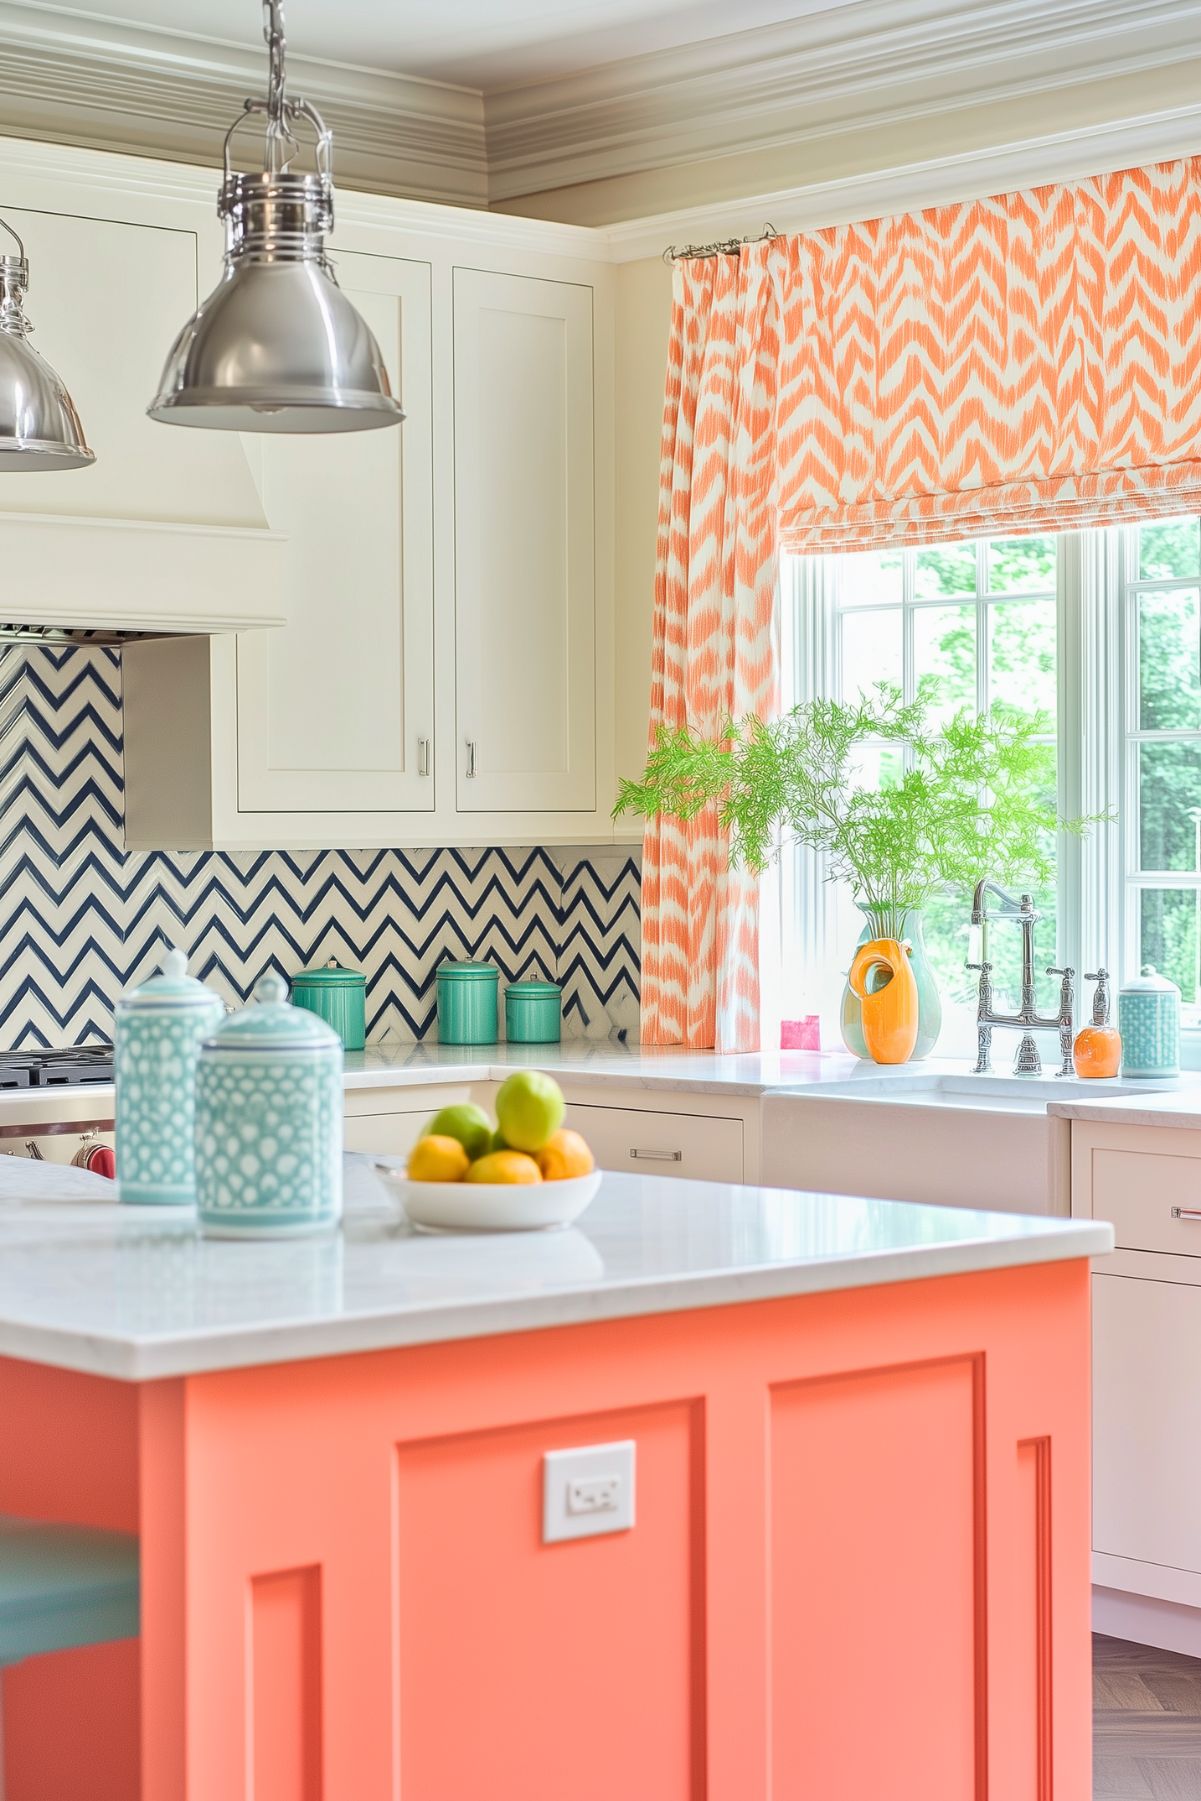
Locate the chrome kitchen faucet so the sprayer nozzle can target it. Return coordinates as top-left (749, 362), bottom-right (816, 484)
top-left (966, 879), bottom-right (1074, 1077)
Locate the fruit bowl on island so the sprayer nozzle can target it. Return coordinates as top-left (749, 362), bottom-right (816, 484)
top-left (385, 1071), bottom-right (602, 1233)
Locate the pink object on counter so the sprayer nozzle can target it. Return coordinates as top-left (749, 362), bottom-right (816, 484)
top-left (780, 1016), bottom-right (821, 1050)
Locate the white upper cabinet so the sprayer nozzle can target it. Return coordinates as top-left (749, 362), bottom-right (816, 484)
top-left (453, 269), bottom-right (596, 814)
top-left (235, 253), bottom-right (434, 815)
top-left (0, 196), bottom-right (283, 633)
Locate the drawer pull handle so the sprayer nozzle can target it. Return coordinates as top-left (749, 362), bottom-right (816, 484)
top-left (1171, 1207), bottom-right (1201, 1221)
top-left (630, 1148), bottom-right (683, 1163)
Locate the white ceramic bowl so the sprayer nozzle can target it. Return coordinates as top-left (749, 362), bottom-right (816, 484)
top-left (382, 1168), bottom-right (602, 1233)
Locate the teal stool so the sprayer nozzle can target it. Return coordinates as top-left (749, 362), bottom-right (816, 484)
top-left (0, 1515), bottom-right (139, 1794)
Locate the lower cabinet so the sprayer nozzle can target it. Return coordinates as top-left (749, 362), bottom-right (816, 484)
top-left (1092, 1272), bottom-right (1201, 1577)
top-left (1073, 1119), bottom-right (1201, 1607)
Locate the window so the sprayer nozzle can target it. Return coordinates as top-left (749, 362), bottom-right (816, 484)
top-left (1121, 518), bottom-right (1201, 1017)
top-left (781, 516), bottom-right (1201, 1060)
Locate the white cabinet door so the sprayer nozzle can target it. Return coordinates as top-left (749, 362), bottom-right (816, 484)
top-left (453, 269), bottom-right (595, 813)
top-left (235, 253), bottom-right (434, 813)
top-left (1093, 1272), bottom-right (1201, 1577)
top-left (0, 204), bottom-right (281, 633)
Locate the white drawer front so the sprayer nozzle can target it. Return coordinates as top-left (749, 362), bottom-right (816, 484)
top-left (343, 1111), bottom-right (432, 1158)
top-left (564, 1103), bottom-right (743, 1183)
top-left (1087, 1146), bottom-right (1201, 1257)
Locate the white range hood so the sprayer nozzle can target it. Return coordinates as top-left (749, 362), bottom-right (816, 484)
top-left (0, 199), bottom-right (286, 646)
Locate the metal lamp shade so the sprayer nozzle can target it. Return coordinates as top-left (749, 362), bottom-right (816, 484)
top-left (0, 251), bottom-right (93, 470)
top-left (148, 256), bottom-right (404, 433)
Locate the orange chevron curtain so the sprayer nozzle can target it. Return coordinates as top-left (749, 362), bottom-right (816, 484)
top-left (641, 155), bottom-right (1201, 1050)
top-left (774, 156), bottom-right (1201, 549)
top-left (640, 242), bottom-right (780, 1052)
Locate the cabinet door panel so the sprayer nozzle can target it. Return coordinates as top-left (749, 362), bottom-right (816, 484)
top-left (1093, 1272), bottom-right (1201, 1574)
top-left (236, 253), bottom-right (434, 813)
top-left (453, 269), bottom-right (595, 812)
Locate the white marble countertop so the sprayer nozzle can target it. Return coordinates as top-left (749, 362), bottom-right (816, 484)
top-left (0, 1042), bottom-right (921, 1127)
top-left (0, 1156), bottom-right (1111, 1382)
top-left (1048, 1087), bottom-right (1201, 1129)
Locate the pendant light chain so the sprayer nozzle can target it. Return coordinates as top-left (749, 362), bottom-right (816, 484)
top-left (262, 0), bottom-right (299, 176)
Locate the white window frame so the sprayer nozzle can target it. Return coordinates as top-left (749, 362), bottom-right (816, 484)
top-left (780, 523), bottom-right (1201, 1060)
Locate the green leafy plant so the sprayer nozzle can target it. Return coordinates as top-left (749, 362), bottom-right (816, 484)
top-left (615, 682), bottom-right (1095, 930)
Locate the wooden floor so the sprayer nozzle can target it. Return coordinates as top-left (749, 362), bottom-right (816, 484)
top-left (1095, 1634), bottom-right (1201, 1798)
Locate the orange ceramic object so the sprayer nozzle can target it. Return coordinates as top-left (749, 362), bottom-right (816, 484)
top-left (1073, 1024), bottom-right (1122, 1079)
top-left (849, 937), bottom-right (920, 1065)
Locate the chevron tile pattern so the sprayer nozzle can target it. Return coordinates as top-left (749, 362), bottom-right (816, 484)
top-left (0, 646), bottom-right (640, 1050)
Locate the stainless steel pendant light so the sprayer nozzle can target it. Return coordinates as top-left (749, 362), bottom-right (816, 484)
top-left (148, 0), bottom-right (403, 433)
top-left (0, 217), bottom-right (94, 469)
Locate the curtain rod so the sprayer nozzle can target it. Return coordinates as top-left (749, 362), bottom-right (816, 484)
top-left (662, 221), bottom-right (778, 263)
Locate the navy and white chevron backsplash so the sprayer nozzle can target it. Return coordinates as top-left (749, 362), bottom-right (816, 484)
top-left (0, 647), bottom-right (640, 1049)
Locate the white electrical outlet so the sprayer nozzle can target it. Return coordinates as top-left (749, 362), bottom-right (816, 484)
top-left (543, 1440), bottom-right (635, 1543)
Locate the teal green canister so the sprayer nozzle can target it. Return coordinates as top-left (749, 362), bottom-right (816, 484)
top-left (505, 980), bottom-right (562, 1044)
top-left (290, 957), bottom-right (366, 1051)
top-left (115, 947), bottom-right (224, 1207)
top-left (437, 960), bottom-right (499, 1045)
top-left (195, 972), bottom-right (344, 1238)
top-left (1119, 964), bottom-right (1181, 1078)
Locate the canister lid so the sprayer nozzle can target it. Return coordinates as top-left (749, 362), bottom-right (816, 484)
top-left (205, 972), bottom-right (341, 1051)
top-left (1121, 964), bottom-right (1182, 995)
top-left (437, 960), bottom-right (499, 981)
top-left (118, 947), bottom-right (220, 1012)
top-left (506, 980), bottom-right (562, 998)
top-left (292, 957), bottom-right (365, 990)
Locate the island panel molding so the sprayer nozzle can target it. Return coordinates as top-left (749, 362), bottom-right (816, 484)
top-left (0, 1255), bottom-right (1094, 1799)
top-left (0, 646), bottom-right (639, 1047)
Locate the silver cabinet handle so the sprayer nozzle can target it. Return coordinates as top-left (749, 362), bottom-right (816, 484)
top-left (418, 737), bottom-right (430, 778)
top-left (1171, 1207), bottom-right (1201, 1221)
top-left (629, 1148), bottom-right (683, 1163)
top-left (465, 739), bottom-right (477, 779)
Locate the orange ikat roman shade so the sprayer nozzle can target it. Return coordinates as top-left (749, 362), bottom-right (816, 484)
top-left (774, 156), bottom-right (1201, 550)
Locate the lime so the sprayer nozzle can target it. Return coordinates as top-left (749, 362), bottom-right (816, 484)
top-left (494, 1071), bottom-right (565, 1153)
top-left (425, 1102), bottom-right (493, 1161)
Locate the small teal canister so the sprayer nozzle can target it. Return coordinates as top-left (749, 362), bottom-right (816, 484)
top-left (195, 972), bottom-right (344, 1238)
top-left (115, 948), bottom-right (224, 1207)
top-left (290, 957), bottom-right (367, 1051)
top-left (1119, 965), bottom-right (1181, 1078)
top-left (436, 960), bottom-right (499, 1045)
top-left (505, 979), bottom-right (562, 1044)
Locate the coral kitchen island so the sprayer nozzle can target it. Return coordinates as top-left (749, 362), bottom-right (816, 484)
top-left (0, 1162), bottom-right (1110, 1801)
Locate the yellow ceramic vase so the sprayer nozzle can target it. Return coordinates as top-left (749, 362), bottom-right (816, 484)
top-left (848, 937), bottom-right (920, 1066)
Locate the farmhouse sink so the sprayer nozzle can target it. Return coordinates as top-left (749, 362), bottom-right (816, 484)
top-left (761, 1070), bottom-right (1182, 1217)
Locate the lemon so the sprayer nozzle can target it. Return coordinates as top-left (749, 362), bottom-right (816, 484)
top-left (425, 1102), bottom-right (492, 1161)
top-left (465, 1150), bottom-right (543, 1185)
top-left (408, 1134), bottom-right (470, 1182)
top-left (494, 1071), bottom-right (565, 1152)
top-left (536, 1129), bottom-right (595, 1181)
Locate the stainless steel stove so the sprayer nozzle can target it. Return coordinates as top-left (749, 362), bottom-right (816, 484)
top-left (0, 1046), bottom-right (115, 1088)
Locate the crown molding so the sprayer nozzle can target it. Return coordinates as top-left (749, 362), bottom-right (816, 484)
top-left (594, 104), bottom-right (1201, 262)
top-left (0, 1), bottom-right (488, 205)
top-left (485, 0), bottom-right (1201, 201)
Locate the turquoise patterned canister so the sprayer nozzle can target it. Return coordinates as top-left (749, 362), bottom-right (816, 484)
top-left (195, 972), bottom-right (344, 1238)
top-left (115, 948), bottom-right (224, 1207)
top-left (1119, 965), bottom-right (1181, 1078)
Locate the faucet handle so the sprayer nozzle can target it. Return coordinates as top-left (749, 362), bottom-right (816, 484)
top-left (965, 960), bottom-right (993, 973)
top-left (1084, 969), bottom-right (1109, 983)
top-left (1047, 966), bottom-right (1075, 979)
